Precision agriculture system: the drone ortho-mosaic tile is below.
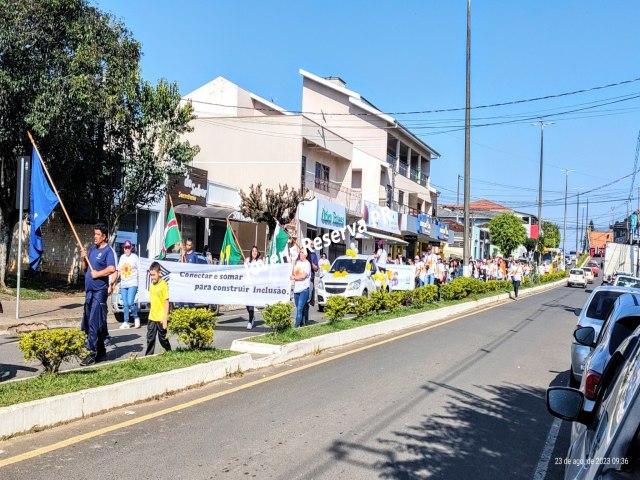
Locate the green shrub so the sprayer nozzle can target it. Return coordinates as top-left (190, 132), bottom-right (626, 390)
top-left (413, 285), bottom-right (438, 305)
top-left (401, 289), bottom-right (415, 307)
top-left (168, 307), bottom-right (217, 349)
top-left (383, 291), bottom-right (404, 311)
top-left (440, 282), bottom-right (467, 301)
top-left (262, 302), bottom-right (293, 333)
top-left (522, 276), bottom-right (532, 288)
top-left (351, 296), bottom-right (373, 318)
top-left (369, 291), bottom-right (386, 312)
top-left (486, 280), bottom-right (511, 292)
top-left (324, 296), bottom-right (351, 324)
top-left (18, 328), bottom-right (87, 374)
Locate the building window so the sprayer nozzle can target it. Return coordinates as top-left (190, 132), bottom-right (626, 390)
top-left (386, 185), bottom-right (393, 207)
top-left (352, 170), bottom-right (362, 189)
top-left (315, 162), bottom-right (330, 192)
top-left (398, 191), bottom-right (404, 208)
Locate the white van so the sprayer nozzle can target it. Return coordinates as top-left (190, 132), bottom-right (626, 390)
top-left (316, 254), bottom-right (382, 312)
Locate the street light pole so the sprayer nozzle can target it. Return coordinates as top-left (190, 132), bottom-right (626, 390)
top-left (575, 191), bottom-right (580, 255)
top-left (532, 120), bottom-right (554, 258)
top-left (561, 169), bottom-right (573, 260)
top-left (462, 0), bottom-right (472, 274)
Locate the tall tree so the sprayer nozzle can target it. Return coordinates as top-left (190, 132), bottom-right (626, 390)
top-left (239, 184), bottom-right (309, 242)
top-left (0, 0), bottom-right (197, 287)
top-left (541, 221), bottom-right (561, 249)
top-left (488, 213), bottom-right (527, 257)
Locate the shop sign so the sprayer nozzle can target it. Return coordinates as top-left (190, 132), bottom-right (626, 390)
top-left (362, 201), bottom-right (400, 234)
top-left (169, 166), bottom-right (208, 207)
top-left (437, 223), bottom-right (450, 241)
top-left (317, 199), bottom-right (347, 231)
top-left (417, 214), bottom-right (431, 236)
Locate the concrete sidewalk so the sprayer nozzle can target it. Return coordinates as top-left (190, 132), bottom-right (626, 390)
top-left (0, 296), bottom-right (86, 335)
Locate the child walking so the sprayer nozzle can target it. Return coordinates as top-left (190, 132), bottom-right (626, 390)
top-left (146, 262), bottom-right (172, 355)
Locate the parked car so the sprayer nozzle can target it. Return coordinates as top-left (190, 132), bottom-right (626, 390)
top-left (567, 269), bottom-right (588, 289)
top-left (547, 324), bottom-right (640, 480)
top-left (586, 261), bottom-right (600, 277)
top-left (614, 275), bottom-right (640, 289)
top-left (570, 286), bottom-right (636, 385)
top-left (603, 271), bottom-right (634, 286)
top-left (583, 267), bottom-right (595, 284)
top-left (573, 292), bottom-right (640, 414)
top-left (317, 254), bottom-right (381, 312)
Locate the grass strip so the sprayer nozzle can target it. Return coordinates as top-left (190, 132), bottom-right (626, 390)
top-left (251, 279), bottom-right (565, 346)
top-left (0, 348), bottom-right (238, 407)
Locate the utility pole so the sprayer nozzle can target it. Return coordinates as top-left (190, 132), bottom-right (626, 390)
top-left (581, 207), bottom-right (586, 252)
top-left (532, 120), bottom-right (554, 262)
top-left (575, 192), bottom-right (580, 254)
top-left (462, 0), bottom-right (472, 274)
top-left (561, 169), bottom-right (573, 259)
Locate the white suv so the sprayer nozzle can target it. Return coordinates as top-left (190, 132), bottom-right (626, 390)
top-left (317, 254), bottom-right (381, 312)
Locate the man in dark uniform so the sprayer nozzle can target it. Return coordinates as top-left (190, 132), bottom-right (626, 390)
top-left (80, 223), bottom-right (116, 365)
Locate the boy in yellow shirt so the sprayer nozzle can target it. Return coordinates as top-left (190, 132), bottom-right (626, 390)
top-left (146, 262), bottom-right (172, 355)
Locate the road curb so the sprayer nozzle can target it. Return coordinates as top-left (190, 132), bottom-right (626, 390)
top-left (0, 278), bottom-right (566, 439)
top-left (232, 279), bottom-right (567, 364)
top-left (0, 353), bottom-right (253, 439)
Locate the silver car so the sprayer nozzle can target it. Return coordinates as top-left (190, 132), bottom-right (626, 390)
top-left (573, 292), bottom-right (640, 414)
top-left (547, 325), bottom-right (640, 479)
top-left (570, 286), bottom-right (636, 386)
top-left (614, 275), bottom-right (640, 289)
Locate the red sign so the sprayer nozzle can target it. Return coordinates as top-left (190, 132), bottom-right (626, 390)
top-left (530, 225), bottom-right (539, 239)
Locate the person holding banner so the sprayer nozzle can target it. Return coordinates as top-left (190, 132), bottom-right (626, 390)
top-left (80, 223), bottom-right (116, 366)
top-left (291, 248), bottom-right (311, 328)
top-left (110, 240), bottom-right (140, 329)
top-left (246, 246), bottom-right (264, 330)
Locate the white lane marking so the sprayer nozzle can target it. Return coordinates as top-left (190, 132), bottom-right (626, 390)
top-left (533, 417), bottom-right (562, 480)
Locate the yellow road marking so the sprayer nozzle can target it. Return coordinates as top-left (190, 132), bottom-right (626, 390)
top-left (0, 293), bottom-right (544, 468)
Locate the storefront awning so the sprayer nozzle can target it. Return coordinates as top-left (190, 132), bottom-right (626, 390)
top-left (174, 204), bottom-right (252, 222)
top-left (357, 230), bottom-right (408, 245)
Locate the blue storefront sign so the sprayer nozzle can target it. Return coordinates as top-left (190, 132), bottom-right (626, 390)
top-left (417, 214), bottom-right (432, 236)
top-left (317, 198), bottom-right (346, 231)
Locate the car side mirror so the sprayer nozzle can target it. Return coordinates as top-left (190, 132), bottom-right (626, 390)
top-left (574, 327), bottom-right (596, 346)
top-left (546, 387), bottom-right (584, 421)
top-left (319, 270), bottom-right (326, 279)
top-left (365, 270), bottom-right (372, 277)
top-left (574, 308), bottom-right (582, 317)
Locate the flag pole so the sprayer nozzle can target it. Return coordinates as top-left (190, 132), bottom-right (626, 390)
top-left (169, 195), bottom-right (184, 259)
top-left (27, 132), bottom-right (93, 272)
top-left (226, 214), bottom-right (246, 262)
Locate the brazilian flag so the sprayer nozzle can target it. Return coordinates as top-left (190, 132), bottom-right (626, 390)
top-left (220, 224), bottom-right (243, 265)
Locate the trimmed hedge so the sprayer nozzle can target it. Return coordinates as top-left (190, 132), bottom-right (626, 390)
top-left (262, 302), bottom-right (293, 333)
top-left (18, 329), bottom-right (87, 374)
top-left (168, 307), bottom-right (217, 350)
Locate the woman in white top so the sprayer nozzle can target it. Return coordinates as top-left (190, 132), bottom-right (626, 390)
top-left (291, 248), bottom-right (311, 328)
top-left (110, 240), bottom-right (140, 329)
top-left (246, 246), bottom-right (264, 330)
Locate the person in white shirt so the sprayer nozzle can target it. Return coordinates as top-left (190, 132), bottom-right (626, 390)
top-left (110, 240), bottom-right (140, 329)
top-left (291, 248), bottom-right (311, 328)
top-left (375, 240), bottom-right (388, 273)
top-left (424, 247), bottom-right (437, 285)
top-left (319, 253), bottom-right (331, 271)
top-left (510, 260), bottom-right (524, 300)
top-left (415, 255), bottom-right (426, 287)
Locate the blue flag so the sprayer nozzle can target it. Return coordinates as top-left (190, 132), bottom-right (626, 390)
top-left (29, 148), bottom-right (58, 269)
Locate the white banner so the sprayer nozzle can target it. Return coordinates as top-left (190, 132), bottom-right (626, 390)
top-left (386, 264), bottom-right (417, 291)
top-left (138, 258), bottom-right (292, 307)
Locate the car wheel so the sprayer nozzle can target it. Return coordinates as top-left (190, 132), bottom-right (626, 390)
top-left (362, 289), bottom-right (369, 298)
top-left (208, 304), bottom-right (219, 315)
top-left (318, 304), bottom-right (324, 312)
top-left (114, 312), bottom-right (124, 323)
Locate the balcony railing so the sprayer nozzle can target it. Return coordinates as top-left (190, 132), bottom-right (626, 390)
top-left (410, 168), bottom-right (420, 182)
top-left (386, 153), bottom-right (396, 165)
top-left (420, 173), bottom-right (428, 186)
top-left (398, 162), bottom-right (408, 177)
top-left (304, 175), bottom-right (362, 216)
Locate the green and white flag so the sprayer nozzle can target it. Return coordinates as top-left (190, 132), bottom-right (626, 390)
top-left (267, 223), bottom-right (291, 263)
top-left (159, 204), bottom-right (181, 259)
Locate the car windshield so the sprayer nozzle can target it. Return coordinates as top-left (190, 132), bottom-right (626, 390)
top-left (330, 259), bottom-right (367, 274)
top-left (586, 291), bottom-right (626, 320)
top-left (570, 269), bottom-right (584, 275)
top-left (616, 277), bottom-right (640, 288)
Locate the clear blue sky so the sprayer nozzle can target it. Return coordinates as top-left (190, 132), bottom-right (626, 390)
top-left (98, 0), bottom-right (640, 251)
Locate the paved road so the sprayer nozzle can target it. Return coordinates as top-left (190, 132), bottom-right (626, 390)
top-left (0, 306), bottom-right (325, 381)
top-left (0, 282), bottom-right (594, 479)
